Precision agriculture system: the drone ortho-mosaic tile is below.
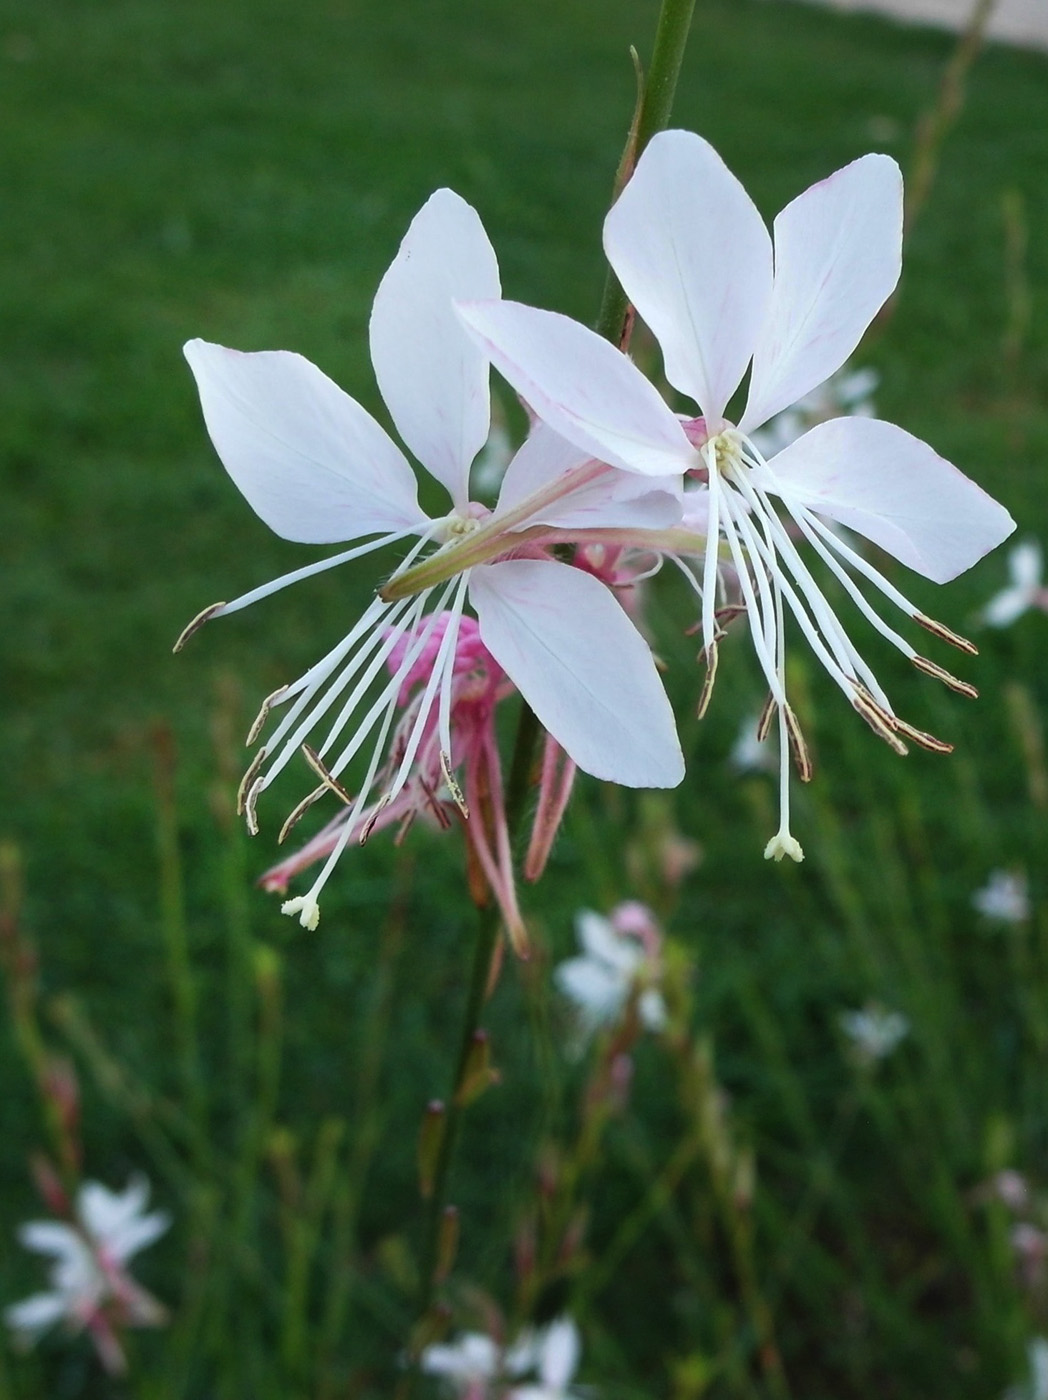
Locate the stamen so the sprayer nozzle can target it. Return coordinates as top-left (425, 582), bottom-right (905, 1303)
top-left (891, 718), bottom-right (954, 754)
top-left (440, 751), bottom-right (469, 818)
top-left (236, 746), bottom-right (267, 817)
top-left (757, 692), bottom-right (777, 742)
top-left (784, 704), bottom-right (813, 782)
top-left (696, 641), bottom-right (718, 720)
top-left (851, 685), bottom-right (909, 755)
top-left (246, 686), bottom-right (289, 747)
top-left (911, 655), bottom-right (979, 698)
top-left (243, 775), bottom-right (265, 836)
top-left (278, 786), bottom-right (327, 845)
top-left (302, 745), bottom-right (354, 804)
top-left (915, 613), bottom-right (978, 656)
top-left (173, 601), bottom-right (227, 653)
top-left (359, 795), bottom-right (391, 844)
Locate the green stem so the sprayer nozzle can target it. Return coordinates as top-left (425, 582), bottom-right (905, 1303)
top-left (595, 0), bottom-right (698, 346)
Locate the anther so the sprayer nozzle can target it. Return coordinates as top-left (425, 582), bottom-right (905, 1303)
top-left (301, 745), bottom-right (353, 804)
top-left (784, 704), bottom-right (813, 782)
top-left (696, 641), bottom-right (719, 719)
top-left (439, 751), bottom-right (469, 819)
top-left (911, 654), bottom-right (979, 698)
top-left (359, 795), bottom-right (391, 845)
top-left (891, 718), bottom-right (954, 755)
top-left (915, 613), bottom-right (978, 656)
top-left (172, 601), bottom-right (227, 653)
top-left (236, 747), bottom-right (267, 816)
top-left (246, 686), bottom-right (289, 746)
top-left (244, 776), bottom-right (265, 836)
top-left (851, 686), bottom-right (909, 756)
top-left (757, 692), bottom-right (777, 743)
top-left (278, 786), bottom-right (327, 845)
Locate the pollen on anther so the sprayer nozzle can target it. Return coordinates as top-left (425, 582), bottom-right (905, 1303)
top-left (173, 601), bottom-right (227, 653)
top-left (236, 746), bottom-right (267, 816)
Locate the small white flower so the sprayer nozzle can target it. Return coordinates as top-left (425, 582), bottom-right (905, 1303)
top-left (507, 1318), bottom-right (585, 1400)
top-left (5, 1176), bottom-right (169, 1373)
top-left (751, 364), bottom-right (878, 458)
top-left (839, 1004), bottom-right (909, 1063)
top-left (555, 907), bottom-right (666, 1049)
top-left (421, 1331), bottom-right (500, 1397)
top-left (973, 869), bottom-right (1031, 924)
top-left (980, 541), bottom-right (1048, 628)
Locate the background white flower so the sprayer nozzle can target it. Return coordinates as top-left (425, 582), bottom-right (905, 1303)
top-left (555, 906), bottom-right (666, 1048)
top-left (839, 1004), bottom-right (909, 1063)
top-left (980, 540), bottom-right (1048, 627)
top-left (973, 869), bottom-right (1031, 923)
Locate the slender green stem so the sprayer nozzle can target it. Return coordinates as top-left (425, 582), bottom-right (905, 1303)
top-left (595, 0), bottom-right (698, 346)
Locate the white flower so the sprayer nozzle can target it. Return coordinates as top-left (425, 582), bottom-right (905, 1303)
top-left (507, 1318), bottom-right (585, 1399)
top-left (555, 906), bottom-right (666, 1047)
top-left (421, 1331), bottom-right (501, 1397)
top-left (973, 869), bottom-right (1031, 923)
top-left (180, 189), bottom-right (684, 929)
top-left (462, 130), bottom-right (1014, 866)
top-left (839, 1004), bottom-right (909, 1063)
top-left (980, 541), bottom-right (1047, 627)
top-left (5, 1176), bottom-right (169, 1374)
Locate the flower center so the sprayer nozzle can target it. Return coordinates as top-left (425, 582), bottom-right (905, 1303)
top-left (704, 429), bottom-right (746, 477)
top-left (439, 501), bottom-right (491, 544)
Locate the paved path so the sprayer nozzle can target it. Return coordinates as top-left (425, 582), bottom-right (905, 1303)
top-left (802, 0), bottom-right (1048, 50)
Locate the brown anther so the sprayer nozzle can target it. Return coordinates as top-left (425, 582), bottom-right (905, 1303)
top-left (172, 601), bottom-right (227, 653)
top-left (911, 654), bottom-right (979, 699)
top-left (236, 747), bottom-right (267, 817)
top-left (784, 704), bottom-right (813, 782)
top-left (915, 613), bottom-right (978, 656)
top-left (439, 752), bottom-right (469, 819)
top-left (757, 691), bottom-right (777, 743)
top-left (851, 686), bottom-right (909, 756)
top-left (891, 718), bottom-right (954, 755)
top-left (696, 641), bottom-right (718, 719)
top-left (246, 686), bottom-right (289, 746)
top-left (301, 745), bottom-right (353, 804)
top-left (420, 776), bottom-right (453, 830)
top-left (278, 786), bottom-right (327, 845)
top-left (359, 795), bottom-right (391, 845)
top-left (243, 776), bottom-right (265, 836)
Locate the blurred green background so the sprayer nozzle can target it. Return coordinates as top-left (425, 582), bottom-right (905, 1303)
top-left (2, 0), bottom-right (1048, 1395)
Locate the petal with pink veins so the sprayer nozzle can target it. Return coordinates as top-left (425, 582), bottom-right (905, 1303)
top-left (369, 189), bottom-right (500, 508)
top-left (495, 423), bottom-right (681, 531)
top-left (604, 129), bottom-right (773, 423)
top-left (741, 154), bottom-right (903, 433)
top-left (762, 417), bottom-right (1016, 583)
top-left (470, 559), bottom-right (684, 788)
top-left (183, 341), bottom-right (427, 542)
top-left (459, 300), bottom-right (695, 478)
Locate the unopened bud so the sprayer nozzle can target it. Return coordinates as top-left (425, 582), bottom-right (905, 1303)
top-left (455, 1030), bottom-right (500, 1108)
top-left (417, 1100), bottom-right (446, 1199)
top-left (435, 1205), bottom-right (459, 1283)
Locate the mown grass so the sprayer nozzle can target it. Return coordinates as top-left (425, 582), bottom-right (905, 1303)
top-left (2, 0), bottom-right (1048, 1395)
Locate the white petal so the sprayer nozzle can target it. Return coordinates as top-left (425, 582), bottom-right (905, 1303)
top-left (469, 560), bottom-right (684, 787)
top-left (1011, 540), bottom-right (1043, 590)
top-left (555, 958), bottom-right (625, 1022)
top-left (495, 424), bottom-right (681, 530)
top-left (575, 909), bottom-right (638, 973)
top-left (458, 300), bottom-right (695, 477)
top-left (639, 987), bottom-right (668, 1032)
top-left (538, 1318), bottom-right (581, 1389)
top-left (17, 1222), bottom-right (82, 1259)
top-left (604, 129), bottom-right (772, 423)
top-left (982, 586), bottom-right (1030, 628)
top-left (184, 341), bottom-right (427, 542)
top-left (4, 1291), bottom-right (69, 1338)
top-left (741, 154), bottom-right (903, 432)
top-left (370, 189), bottom-right (500, 507)
top-left (762, 417), bottom-right (1016, 583)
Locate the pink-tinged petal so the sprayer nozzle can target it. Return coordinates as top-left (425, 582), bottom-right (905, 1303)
top-left (459, 300), bottom-right (695, 478)
top-left (604, 130), bottom-right (772, 422)
top-left (741, 154), bottom-right (903, 432)
top-left (764, 417), bottom-right (1016, 583)
top-left (495, 423), bottom-right (681, 530)
top-left (4, 1292), bottom-right (69, 1337)
top-left (370, 189), bottom-right (500, 507)
top-left (470, 560), bottom-right (684, 788)
top-left (184, 341), bottom-right (427, 543)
